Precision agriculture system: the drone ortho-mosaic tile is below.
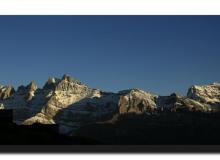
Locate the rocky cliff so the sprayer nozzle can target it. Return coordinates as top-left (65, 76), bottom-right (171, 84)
top-left (0, 74), bottom-right (219, 134)
top-left (187, 83), bottom-right (220, 108)
top-left (0, 85), bottom-right (15, 100)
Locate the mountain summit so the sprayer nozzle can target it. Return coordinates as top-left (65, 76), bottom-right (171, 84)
top-left (0, 74), bottom-right (219, 134)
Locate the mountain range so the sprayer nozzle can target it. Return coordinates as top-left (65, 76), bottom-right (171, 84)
top-left (0, 74), bottom-right (220, 135)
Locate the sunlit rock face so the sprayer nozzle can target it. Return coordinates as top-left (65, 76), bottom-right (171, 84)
top-left (25, 81), bottom-right (37, 101)
top-left (16, 81), bottom-right (38, 102)
top-left (118, 89), bottom-right (157, 114)
top-left (0, 85), bottom-right (15, 100)
top-left (23, 74), bottom-right (119, 133)
top-left (187, 83), bottom-right (220, 109)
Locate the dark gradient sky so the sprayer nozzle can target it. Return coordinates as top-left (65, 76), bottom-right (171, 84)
top-left (0, 16), bottom-right (219, 95)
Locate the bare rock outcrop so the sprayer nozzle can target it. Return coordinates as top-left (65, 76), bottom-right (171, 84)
top-left (16, 81), bottom-right (37, 101)
top-left (25, 81), bottom-right (37, 101)
top-left (118, 89), bottom-right (157, 114)
top-left (23, 75), bottom-right (105, 128)
top-left (0, 85), bottom-right (15, 100)
top-left (187, 83), bottom-right (220, 108)
top-left (157, 93), bottom-right (210, 112)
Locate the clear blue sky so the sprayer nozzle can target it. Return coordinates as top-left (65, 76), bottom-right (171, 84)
top-left (0, 16), bottom-right (219, 95)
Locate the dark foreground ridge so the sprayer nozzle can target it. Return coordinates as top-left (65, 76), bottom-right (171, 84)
top-left (75, 112), bottom-right (220, 145)
top-left (1, 110), bottom-right (220, 145)
top-left (0, 110), bottom-right (101, 145)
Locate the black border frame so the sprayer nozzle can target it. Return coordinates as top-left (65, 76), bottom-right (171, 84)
top-left (0, 145), bottom-right (220, 153)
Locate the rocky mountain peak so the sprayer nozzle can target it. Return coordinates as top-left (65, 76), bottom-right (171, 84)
top-left (26, 81), bottom-right (38, 101)
top-left (17, 85), bottom-right (26, 95)
top-left (27, 81), bottom-right (37, 92)
top-left (48, 77), bottom-right (56, 84)
top-left (16, 81), bottom-right (38, 101)
top-left (55, 75), bottom-right (86, 93)
top-left (0, 85), bottom-right (15, 100)
top-left (62, 74), bottom-right (73, 82)
top-left (118, 89), bottom-right (157, 114)
top-left (187, 83), bottom-right (220, 105)
top-left (43, 77), bottom-right (59, 90)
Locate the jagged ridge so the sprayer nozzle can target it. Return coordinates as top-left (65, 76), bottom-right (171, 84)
top-left (0, 74), bottom-right (219, 134)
